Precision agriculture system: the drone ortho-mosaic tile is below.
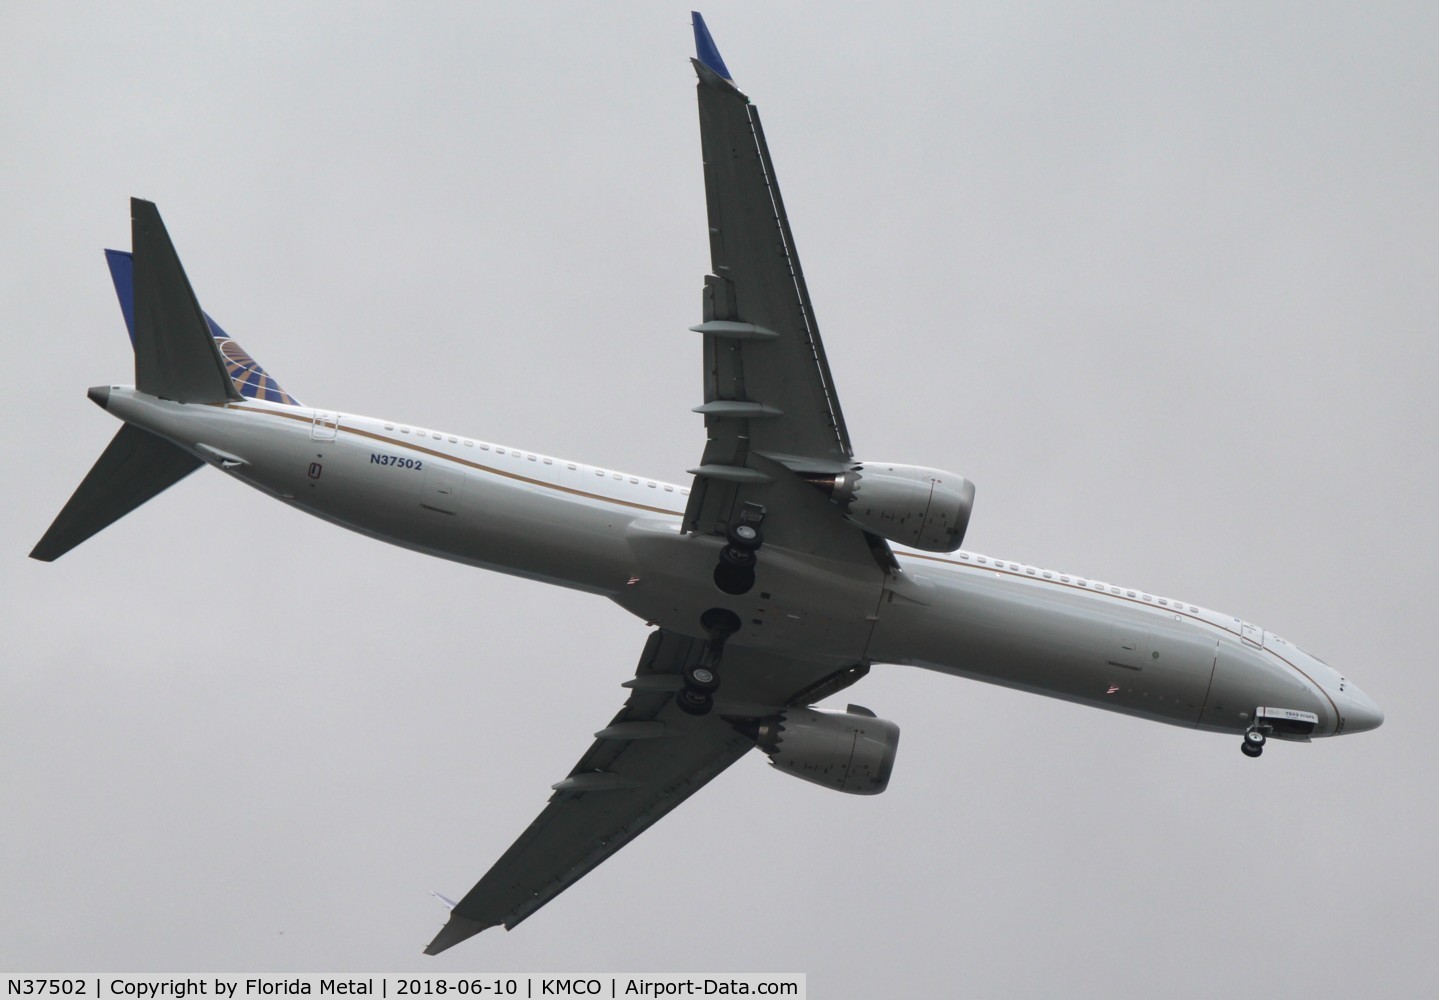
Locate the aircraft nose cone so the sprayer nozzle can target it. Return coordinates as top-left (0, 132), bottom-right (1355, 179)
top-left (1340, 686), bottom-right (1384, 734)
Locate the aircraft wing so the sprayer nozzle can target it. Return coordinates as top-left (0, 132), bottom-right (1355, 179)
top-left (683, 15), bottom-right (892, 571)
top-left (425, 16), bottom-right (886, 956)
top-left (424, 628), bottom-right (864, 954)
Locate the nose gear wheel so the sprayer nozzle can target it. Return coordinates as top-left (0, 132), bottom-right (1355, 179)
top-left (1240, 726), bottom-right (1267, 758)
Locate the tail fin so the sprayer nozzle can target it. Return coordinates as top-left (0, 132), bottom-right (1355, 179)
top-left (30, 420), bottom-right (203, 561)
top-left (31, 199), bottom-right (296, 561)
top-left (106, 203), bottom-right (299, 405)
top-left (125, 198), bottom-right (240, 404)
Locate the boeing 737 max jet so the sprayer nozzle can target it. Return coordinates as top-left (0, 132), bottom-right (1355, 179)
top-left (30, 13), bottom-right (1382, 955)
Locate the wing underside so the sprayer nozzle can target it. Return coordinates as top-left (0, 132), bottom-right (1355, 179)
top-left (682, 56), bottom-right (859, 549)
top-left (425, 630), bottom-right (864, 954)
top-left (681, 35), bottom-right (894, 574)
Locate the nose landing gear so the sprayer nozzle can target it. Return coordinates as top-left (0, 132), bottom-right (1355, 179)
top-left (1240, 727), bottom-right (1267, 758)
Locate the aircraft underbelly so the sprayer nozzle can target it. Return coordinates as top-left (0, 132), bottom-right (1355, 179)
top-left (611, 518), bottom-right (883, 669)
top-left (871, 564), bottom-right (1219, 728)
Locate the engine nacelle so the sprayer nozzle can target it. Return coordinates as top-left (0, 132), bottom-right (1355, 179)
top-left (757, 705), bottom-right (900, 795)
top-left (811, 463), bottom-right (975, 552)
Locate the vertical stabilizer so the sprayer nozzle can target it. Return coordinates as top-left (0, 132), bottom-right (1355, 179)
top-left (130, 198), bottom-right (241, 403)
top-left (106, 245), bottom-right (300, 405)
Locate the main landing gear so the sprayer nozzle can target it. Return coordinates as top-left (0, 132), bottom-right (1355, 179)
top-left (676, 607), bottom-right (742, 717)
top-left (683, 506), bottom-right (768, 715)
top-left (1240, 727), bottom-right (1267, 758)
top-left (713, 503), bottom-right (767, 596)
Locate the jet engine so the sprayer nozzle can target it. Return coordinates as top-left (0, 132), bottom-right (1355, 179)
top-left (806, 463), bottom-right (975, 552)
top-left (755, 705), bottom-right (900, 795)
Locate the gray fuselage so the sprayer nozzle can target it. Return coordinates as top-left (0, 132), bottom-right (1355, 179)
top-left (103, 388), bottom-right (1381, 742)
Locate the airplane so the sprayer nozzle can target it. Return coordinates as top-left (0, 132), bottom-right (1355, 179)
top-left (30, 12), bottom-right (1382, 956)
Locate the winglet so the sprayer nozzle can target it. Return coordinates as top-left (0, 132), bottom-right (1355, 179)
top-left (105, 249), bottom-right (138, 345)
top-left (430, 891), bottom-right (457, 911)
top-left (691, 12), bottom-right (734, 84)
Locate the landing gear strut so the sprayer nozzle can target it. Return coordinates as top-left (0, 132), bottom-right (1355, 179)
top-left (676, 607), bottom-right (742, 716)
top-left (713, 503), bottom-right (767, 596)
top-left (1240, 727), bottom-right (1267, 758)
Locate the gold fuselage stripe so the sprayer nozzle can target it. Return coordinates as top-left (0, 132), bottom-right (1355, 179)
top-left (226, 403), bottom-right (685, 517)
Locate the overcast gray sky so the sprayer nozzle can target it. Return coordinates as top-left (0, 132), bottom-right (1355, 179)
top-left (4, 1), bottom-right (1437, 994)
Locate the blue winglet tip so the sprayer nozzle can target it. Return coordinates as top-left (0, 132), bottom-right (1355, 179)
top-left (104, 248), bottom-right (137, 346)
top-left (691, 11), bottom-right (734, 83)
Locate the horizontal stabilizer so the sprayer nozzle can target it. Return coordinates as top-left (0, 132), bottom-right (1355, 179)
top-left (30, 422), bottom-right (203, 562)
top-left (130, 198), bottom-right (240, 404)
